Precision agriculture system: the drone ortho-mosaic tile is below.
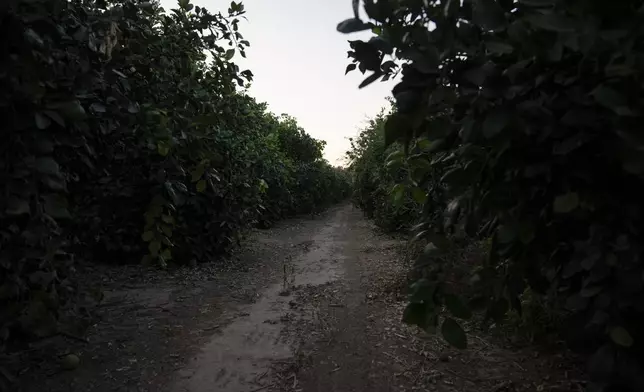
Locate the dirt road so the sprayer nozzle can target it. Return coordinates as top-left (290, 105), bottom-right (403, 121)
top-left (16, 204), bottom-right (583, 392)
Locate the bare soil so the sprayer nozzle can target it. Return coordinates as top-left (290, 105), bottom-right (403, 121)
top-left (8, 204), bottom-right (585, 392)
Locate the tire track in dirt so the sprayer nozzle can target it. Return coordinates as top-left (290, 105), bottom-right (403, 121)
top-left (16, 204), bottom-right (583, 392)
top-left (171, 206), bottom-right (350, 392)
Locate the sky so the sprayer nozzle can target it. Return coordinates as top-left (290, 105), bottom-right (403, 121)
top-left (159, 0), bottom-right (394, 165)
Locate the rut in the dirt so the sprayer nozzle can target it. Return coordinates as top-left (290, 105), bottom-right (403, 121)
top-left (17, 204), bottom-right (581, 392)
top-left (171, 208), bottom-right (346, 392)
top-left (173, 204), bottom-right (582, 392)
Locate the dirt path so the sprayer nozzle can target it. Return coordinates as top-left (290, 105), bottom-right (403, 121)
top-left (14, 204), bottom-right (583, 392)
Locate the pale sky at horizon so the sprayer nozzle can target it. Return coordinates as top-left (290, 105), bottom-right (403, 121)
top-left (159, 0), bottom-right (394, 165)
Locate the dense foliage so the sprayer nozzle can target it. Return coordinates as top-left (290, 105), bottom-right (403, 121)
top-left (347, 108), bottom-right (422, 231)
top-left (0, 0), bottom-right (348, 352)
top-left (341, 0), bottom-right (644, 390)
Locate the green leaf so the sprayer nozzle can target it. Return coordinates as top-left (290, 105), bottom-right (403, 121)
top-left (160, 248), bottom-right (173, 261)
top-left (518, 0), bottom-right (554, 6)
top-left (402, 302), bottom-right (426, 326)
top-left (60, 354), bottom-right (80, 370)
top-left (142, 231), bottom-right (154, 242)
top-left (337, 18), bottom-right (371, 34)
top-left (411, 187), bottom-right (427, 203)
top-left (485, 40), bottom-right (514, 55)
top-left (225, 49), bottom-right (235, 60)
top-left (441, 318), bottom-right (467, 349)
top-left (47, 101), bottom-right (86, 120)
top-left (426, 118), bottom-right (452, 140)
top-left (609, 326), bottom-right (634, 347)
top-left (191, 165), bottom-right (205, 182)
top-left (422, 243), bottom-right (445, 259)
top-left (35, 113), bottom-right (51, 129)
top-left (518, 221), bottom-right (535, 244)
top-left (483, 109), bottom-right (510, 138)
top-left (497, 224), bottom-right (517, 243)
top-left (161, 224), bottom-right (172, 237)
top-left (6, 197), bottom-right (30, 216)
top-left (34, 157), bottom-right (61, 176)
top-left (352, 0), bottom-right (360, 18)
top-left (526, 13), bottom-right (576, 32)
top-left (384, 113), bottom-right (411, 147)
top-left (553, 192), bottom-right (579, 213)
top-left (445, 294), bottom-right (472, 320)
top-left (128, 102), bottom-right (140, 114)
top-left (24, 28), bottom-right (44, 47)
top-left (43, 110), bottom-right (65, 127)
top-left (90, 103), bottom-right (107, 113)
top-left (157, 142), bottom-right (170, 157)
top-left (149, 241), bottom-right (161, 257)
top-left (464, 67), bottom-right (487, 86)
top-left (473, 0), bottom-right (507, 31)
top-left (565, 293), bottom-right (588, 311)
top-left (42, 194), bottom-right (71, 219)
top-left (196, 180), bottom-right (207, 193)
top-left (581, 285), bottom-right (602, 298)
top-left (345, 63), bottom-right (357, 74)
top-left (359, 72), bottom-right (382, 89)
top-left (591, 85), bottom-right (632, 115)
top-left (34, 137), bottom-right (54, 154)
top-left (391, 183), bottom-right (405, 205)
top-left (409, 279), bottom-right (436, 303)
top-left (41, 175), bottom-right (67, 191)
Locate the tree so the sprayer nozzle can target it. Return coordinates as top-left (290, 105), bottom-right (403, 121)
top-left (340, 0), bottom-right (644, 389)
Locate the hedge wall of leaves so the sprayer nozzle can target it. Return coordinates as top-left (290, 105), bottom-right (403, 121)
top-left (347, 109), bottom-right (424, 231)
top-left (0, 0), bottom-right (348, 352)
top-left (341, 0), bottom-right (644, 390)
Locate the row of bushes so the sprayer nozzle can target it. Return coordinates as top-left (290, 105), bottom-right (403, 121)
top-left (347, 109), bottom-right (421, 231)
top-left (342, 0), bottom-right (644, 390)
top-left (0, 0), bottom-right (348, 352)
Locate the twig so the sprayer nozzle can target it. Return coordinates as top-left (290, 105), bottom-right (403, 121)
top-left (250, 383), bottom-right (274, 392)
top-left (489, 381), bottom-right (513, 392)
top-left (0, 366), bottom-right (16, 384)
top-left (444, 368), bottom-right (476, 382)
top-left (58, 330), bottom-right (89, 343)
top-left (383, 351), bottom-right (409, 367)
top-left (254, 370), bottom-right (269, 383)
top-left (473, 335), bottom-right (492, 348)
top-left (512, 360), bottom-right (526, 372)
